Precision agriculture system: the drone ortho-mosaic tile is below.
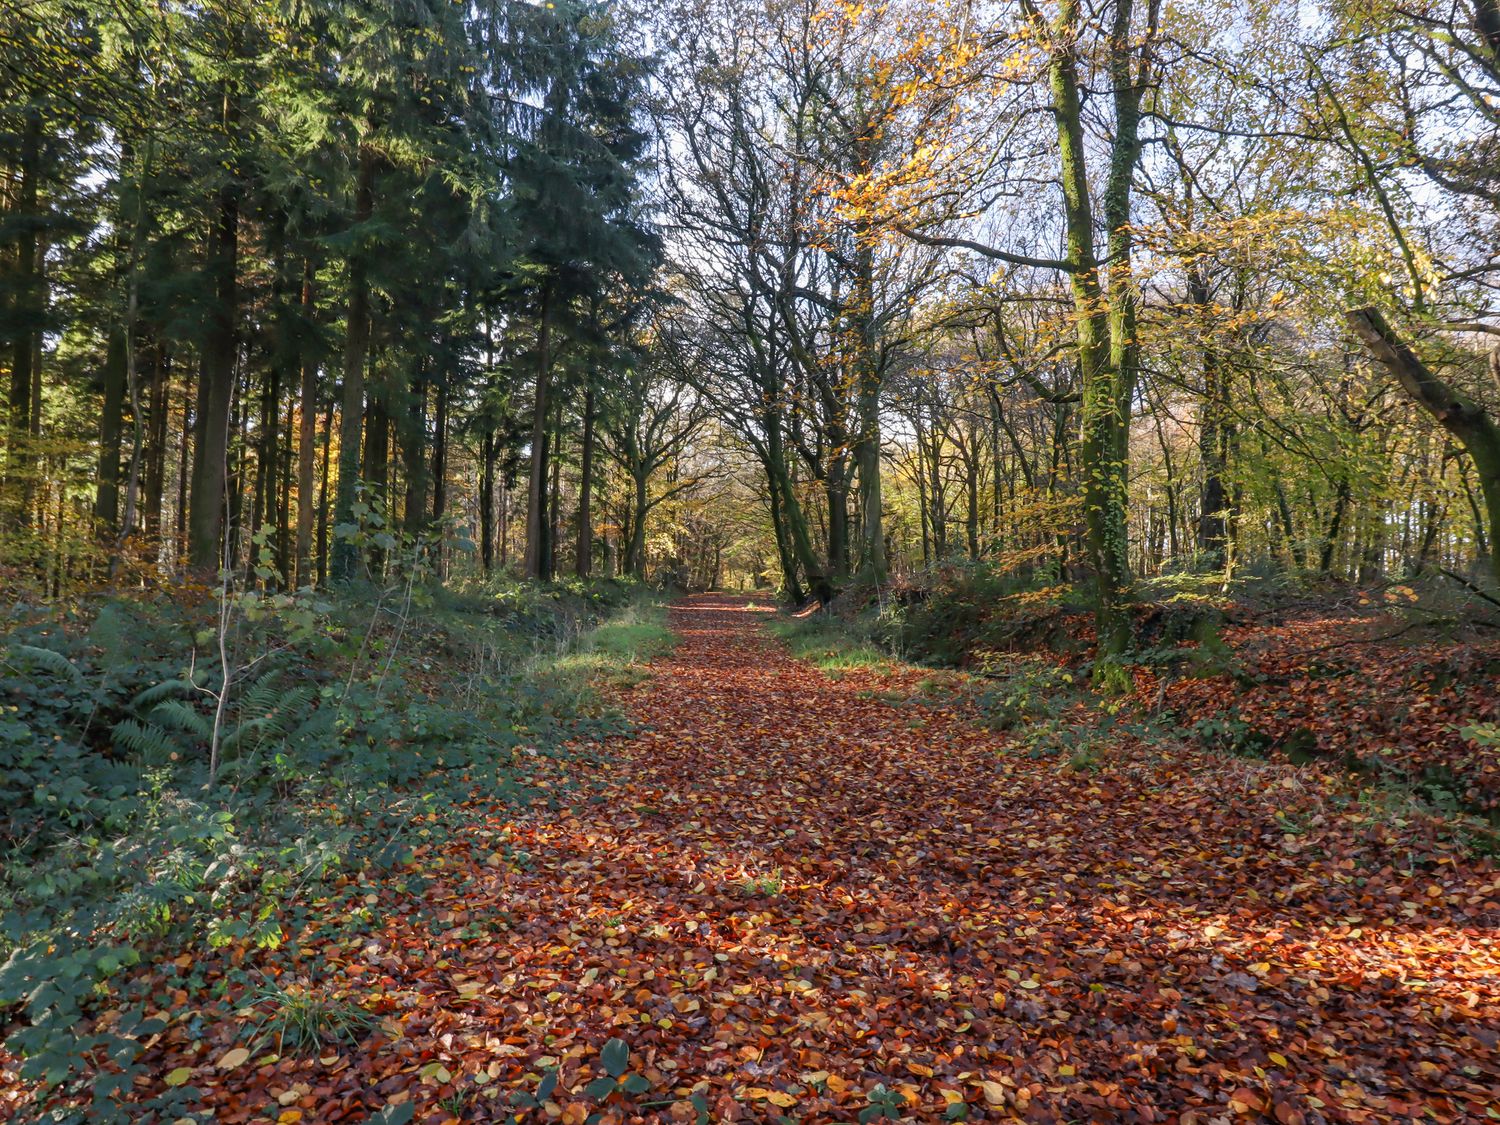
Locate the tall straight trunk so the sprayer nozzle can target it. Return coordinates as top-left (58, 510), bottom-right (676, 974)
top-left (480, 429), bottom-right (496, 572)
top-left (547, 397), bottom-right (562, 581)
top-left (1347, 307), bottom-right (1500, 582)
top-left (226, 363), bottom-right (250, 570)
top-left (5, 107), bottom-right (42, 529)
top-left (1191, 270), bottom-right (1231, 567)
top-left (188, 120), bottom-right (240, 570)
top-left (431, 359), bottom-right (448, 579)
top-left (850, 220), bottom-right (886, 583)
top-left (256, 232), bottom-right (294, 576)
top-left (575, 382), bottom-right (596, 578)
top-left (363, 375), bottom-right (390, 574)
top-left (431, 369), bottom-right (448, 524)
top-left (628, 469), bottom-right (649, 578)
top-left (965, 454), bottom-right (981, 560)
top-left (252, 361), bottom-right (280, 569)
top-left (96, 329), bottom-right (128, 531)
top-left (914, 424), bottom-right (931, 567)
top-left (400, 368), bottom-right (427, 536)
top-left (317, 400), bottom-right (332, 584)
top-left (144, 343), bottom-right (170, 540)
top-left (294, 260), bottom-right (317, 585)
top-left (176, 361), bottom-right (192, 560)
top-left (825, 469), bottom-right (849, 581)
top-left (278, 390), bottom-right (293, 578)
top-left (499, 473), bottom-right (509, 568)
top-left (523, 283), bottom-right (553, 579)
top-left (332, 147), bottom-right (376, 581)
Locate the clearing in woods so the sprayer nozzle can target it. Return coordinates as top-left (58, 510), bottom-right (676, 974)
top-left (141, 594), bottom-right (1498, 1123)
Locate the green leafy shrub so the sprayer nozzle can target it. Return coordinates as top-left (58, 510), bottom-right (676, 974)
top-left (0, 565), bottom-right (664, 1121)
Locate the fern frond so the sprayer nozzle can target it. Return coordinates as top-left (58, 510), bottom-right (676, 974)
top-left (10, 644), bottom-right (84, 684)
top-left (149, 700), bottom-right (213, 741)
top-left (113, 718), bottom-right (181, 759)
top-left (132, 677), bottom-right (195, 708)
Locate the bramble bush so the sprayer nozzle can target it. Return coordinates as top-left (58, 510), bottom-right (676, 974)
top-left (0, 516), bottom-right (655, 1122)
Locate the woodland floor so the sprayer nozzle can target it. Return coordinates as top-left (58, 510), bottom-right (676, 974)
top-left (105, 596), bottom-right (1500, 1122)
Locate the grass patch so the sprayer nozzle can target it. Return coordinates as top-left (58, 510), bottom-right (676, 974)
top-left (765, 614), bottom-right (893, 676)
top-left (549, 595), bottom-right (674, 690)
top-left (245, 981), bottom-right (375, 1055)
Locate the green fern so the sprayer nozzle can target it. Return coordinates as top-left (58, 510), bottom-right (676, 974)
top-left (131, 677), bottom-right (195, 709)
top-left (9, 644), bottom-right (84, 685)
top-left (148, 700), bottom-right (213, 741)
top-left (224, 676), bottom-right (315, 753)
top-left (112, 718), bottom-right (182, 760)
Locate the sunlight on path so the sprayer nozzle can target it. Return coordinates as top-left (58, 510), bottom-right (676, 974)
top-left (445, 593), bottom-right (1497, 1123)
top-left (156, 594), bottom-right (1499, 1124)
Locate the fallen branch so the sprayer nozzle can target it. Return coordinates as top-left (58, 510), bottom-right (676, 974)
top-left (1439, 567), bottom-right (1500, 612)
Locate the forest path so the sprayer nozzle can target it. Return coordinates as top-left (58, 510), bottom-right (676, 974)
top-left (167, 594), bottom-right (1498, 1124)
top-left (388, 592), bottom-right (1495, 1123)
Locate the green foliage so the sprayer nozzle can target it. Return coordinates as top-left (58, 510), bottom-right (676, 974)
top-left (245, 981), bottom-right (374, 1055)
top-left (875, 562), bottom-right (1082, 666)
top-left (1190, 713), bottom-right (1273, 758)
top-left (585, 1037), bottom-right (653, 1102)
top-left (739, 868), bottom-right (784, 897)
top-left (966, 654), bottom-right (1078, 732)
top-left (766, 614), bottom-right (892, 674)
top-left (1089, 655), bottom-right (1135, 696)
top-left (859, 1083), bottom-right (906, 1122)
top-left (0, 576), bottom-right (665, 1121)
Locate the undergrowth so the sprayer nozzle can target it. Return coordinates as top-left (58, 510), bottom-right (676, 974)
top-left (768, 564), bottom-right (1500, 856)
top-left (0, 538), bottom-right (666, 1123)
top-left (765, 615), bottom-right (892, 675)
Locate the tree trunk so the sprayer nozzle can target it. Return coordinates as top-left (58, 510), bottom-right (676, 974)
top-left (144, 343), bottom-right (170, 541)
top-left (431, 357), bottom-right (448, 579)
top-left (5, 107), bottom-right (41, 530)
top-left (1191, 270), bottom-right (1232, 567)
top-left (629, 469), bottom-right (649, 579)
top-left (96, 329), bottom-right (128, 533)
top-left (176, 361), bottom-right (192, 562)
top-left (332, 147), bottom-right (376, 581)
top-left (575, 382), bottom-right (596, 578)
top-left (547, 398), bottom-right (562, 581)
top-left (480, 429), bottom-right (495, 573)
top-left (400, 367), bottom-right (428, 537)
top-left (1041, 0), bottom-right (1147, 660)
top-left (294, 261), bottom-right (317, 585)
top-left (317, 400), bottom-right (333, 584)
top-left (523, 283), bottom-right (552, 580)
top-left (851, 229), bottom-right (887, 584)
top-left (188, 126), bottom-right (240, 571)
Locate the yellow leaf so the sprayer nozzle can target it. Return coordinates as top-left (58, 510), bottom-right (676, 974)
top-left (1269, 1052), bottom-right (1289, 1067)
top-left (165, 1067), bottom-right (193, 1087)
top-left (217, 1047), bottom-right (251, 1069)
top-left (746, 1088), bottom-right (797, 1107)
top-left (981, 1080), bottom-right (1007, 1106)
